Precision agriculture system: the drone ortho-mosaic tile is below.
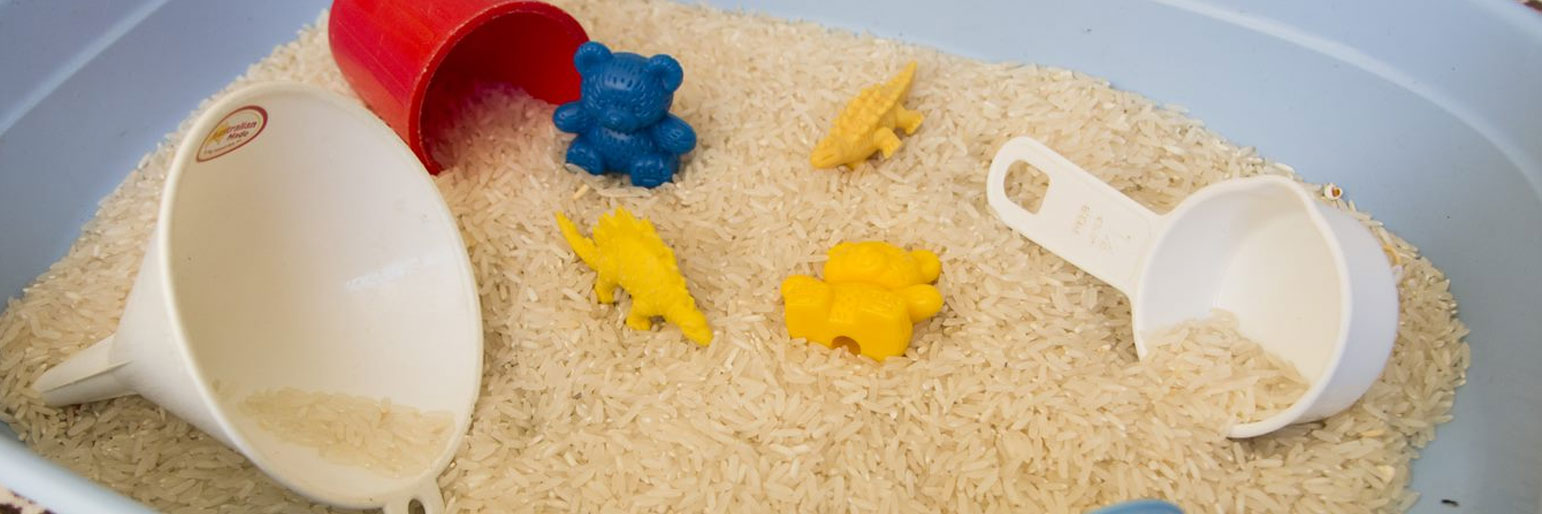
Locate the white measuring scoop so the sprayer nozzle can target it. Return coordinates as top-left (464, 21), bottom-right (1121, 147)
top-left (986, 136), bottom-right (1398, 438)
top-left (33, 83), bottom-right (481, 512)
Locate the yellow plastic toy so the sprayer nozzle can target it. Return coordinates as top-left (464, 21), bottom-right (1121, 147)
top-left (810, 61), bottom-right (923, 169)
top-left (780, 241), bottom-right (943, 361)
top-left (556, 207), bottom-right (712, 345)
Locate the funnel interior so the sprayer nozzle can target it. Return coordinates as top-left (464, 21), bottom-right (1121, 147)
top-left (162, 86), bottom-right (480, 504)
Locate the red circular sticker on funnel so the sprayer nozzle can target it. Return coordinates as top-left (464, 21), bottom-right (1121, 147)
top-left (197, 106), bottom-right (268, 162)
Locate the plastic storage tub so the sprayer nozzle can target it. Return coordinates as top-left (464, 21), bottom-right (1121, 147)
top-left (1, 1), bottom-right (1538, 512)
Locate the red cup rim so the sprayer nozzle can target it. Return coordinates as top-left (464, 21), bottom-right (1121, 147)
top-left (405, 1), bottom-right (587, 172)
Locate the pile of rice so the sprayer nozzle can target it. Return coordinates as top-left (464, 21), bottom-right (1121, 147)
top-left (1141, 311), bottom-right (1309, 425)
top-left (0, 1), bottom-right (1469, 512)
top-left (239, 389), bottom-right (453, 478)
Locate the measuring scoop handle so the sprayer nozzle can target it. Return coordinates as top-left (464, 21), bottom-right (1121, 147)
top-left (986, 136), bottom-right (1159, 295)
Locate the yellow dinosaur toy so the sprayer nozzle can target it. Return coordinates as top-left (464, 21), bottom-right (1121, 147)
top-left (556, 207), bottom-right (712, 345)
top-left (780, 241), bottom-right (943, 361)
top-left (810, 61), bottom-right (923, 169)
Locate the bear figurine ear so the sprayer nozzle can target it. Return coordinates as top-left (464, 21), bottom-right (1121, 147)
top-left (645, 55), bottom-right (684, 92)
top-left (574, 41), bottom-right (612, 75)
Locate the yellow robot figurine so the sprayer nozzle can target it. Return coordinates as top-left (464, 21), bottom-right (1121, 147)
top-left (780, 241), bottom-right (943, 361)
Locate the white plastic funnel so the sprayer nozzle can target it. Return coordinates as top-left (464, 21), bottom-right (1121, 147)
top-left (32, 83), bottom-right (481, 512)
top-left (986, 136), bottom-right (1398, 438)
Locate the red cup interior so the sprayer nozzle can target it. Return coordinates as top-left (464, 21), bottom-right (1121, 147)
top-left (411, 4), bottom-right (588, 173)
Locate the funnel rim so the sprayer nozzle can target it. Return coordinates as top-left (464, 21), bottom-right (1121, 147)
top-left (157, 81), bottom-right (483, 507)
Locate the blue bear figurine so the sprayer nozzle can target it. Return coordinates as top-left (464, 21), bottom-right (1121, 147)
top-left (553, 42), bottom-right (697, 188)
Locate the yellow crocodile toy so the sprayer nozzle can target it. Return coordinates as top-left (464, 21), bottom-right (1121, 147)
top-left (810, 61), bottom-right (923, 169)
top-left (780, 241), bottom-right (943, 361)
top-left (556, 207), bottom-right (712, 345)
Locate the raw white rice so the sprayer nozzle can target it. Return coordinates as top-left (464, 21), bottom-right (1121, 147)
top-left (1142, 311), bottom-right (1309, 424)
top-left (240, 389), bottom-right (452, 478)
top-left (0, 2), bottom-right (1470, 513)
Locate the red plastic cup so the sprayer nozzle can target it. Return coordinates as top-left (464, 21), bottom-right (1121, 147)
top-left (329, 0), bottom-right (589, 174)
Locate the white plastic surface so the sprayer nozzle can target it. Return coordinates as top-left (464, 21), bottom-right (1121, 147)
top-left (987, 136), bottom-right (1400, 438)
top-left (1, 1), bottom-right (1539, 512)
top-left (983, 137), bottom-right (1158, 296)
top-left (29, 83), bottom-right (482, 514)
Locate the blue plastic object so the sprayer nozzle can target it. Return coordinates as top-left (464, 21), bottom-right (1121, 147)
top-left (1088, 500), bottom-right (1185, 514)
top-left (1, 1), bottom-right (1540, 513)
top-left (553, 41), bottom-right (697, 188)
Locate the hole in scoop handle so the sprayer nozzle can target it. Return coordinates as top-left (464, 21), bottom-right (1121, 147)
top-left (986, 136), bottom-right (1159, 295)
top-left (384, 481), bottom-right (444, 514)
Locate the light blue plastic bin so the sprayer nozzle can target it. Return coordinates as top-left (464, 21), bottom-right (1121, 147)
top-left (1, 1), bottom-right (1538, 512)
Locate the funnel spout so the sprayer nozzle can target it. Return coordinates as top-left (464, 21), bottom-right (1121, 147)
top-left (34, 335), bottom-right (134, 406)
